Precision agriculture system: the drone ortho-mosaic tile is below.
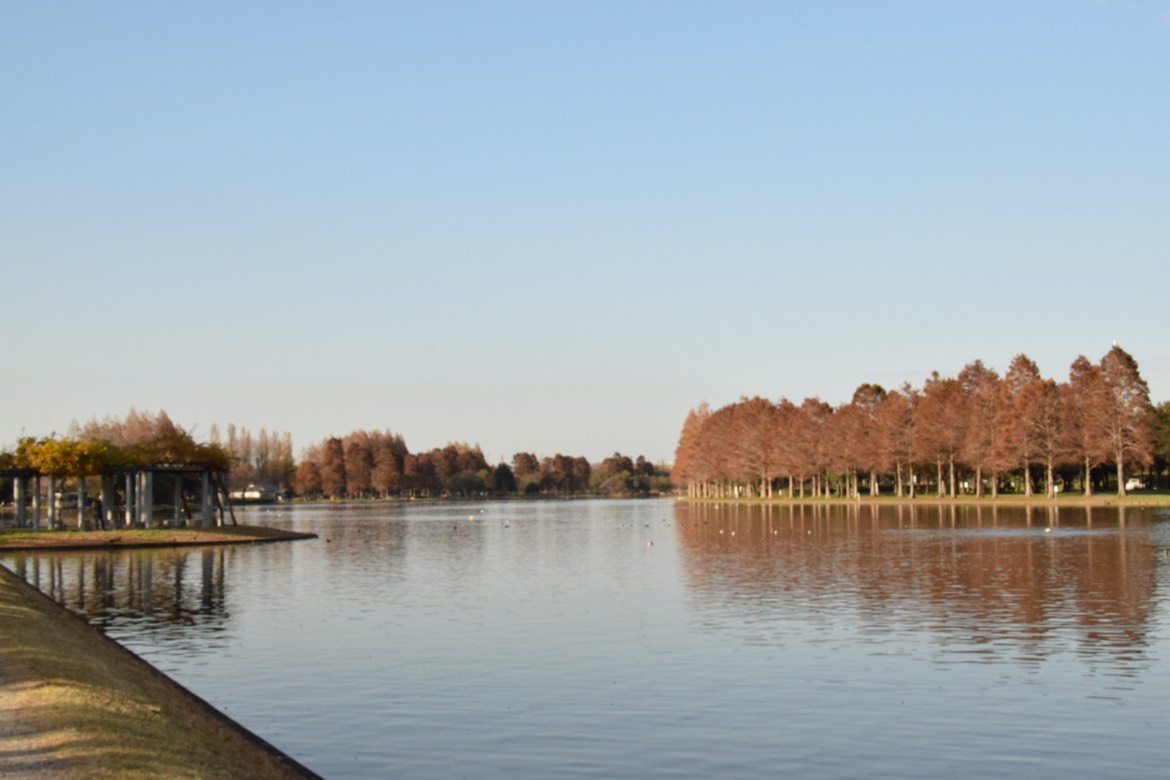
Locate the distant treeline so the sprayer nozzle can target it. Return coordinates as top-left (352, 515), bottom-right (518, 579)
top-left (672, 345), bottom-right (1169, 500)
top-left (207, 423), bottom-right (295, 492)
top-left (2, 411), bottom-right (671, 502)
top-left (292, 432), bottom-right (671, 499)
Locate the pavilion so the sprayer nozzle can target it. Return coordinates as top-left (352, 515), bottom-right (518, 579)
top-left (2, 463), bottom-right (233, 531)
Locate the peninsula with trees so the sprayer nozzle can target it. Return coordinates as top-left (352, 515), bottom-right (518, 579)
top-left (1, 410), bottom-right (672, 529)
top-left (672, 345), bottom-right (1167, 502)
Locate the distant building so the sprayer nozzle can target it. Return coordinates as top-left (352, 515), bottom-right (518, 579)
top-left (229, 483), bottom-right (282, 503)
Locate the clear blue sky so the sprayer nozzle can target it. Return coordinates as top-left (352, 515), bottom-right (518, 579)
top-left (3, 1), bottom-right (1168, 464)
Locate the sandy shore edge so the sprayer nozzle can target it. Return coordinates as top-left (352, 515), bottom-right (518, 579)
top-left (0, 563), bottom-right (322, 779)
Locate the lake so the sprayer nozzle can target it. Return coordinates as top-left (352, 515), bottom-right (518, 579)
top-left (5, 499), bottom-right (1170, 779)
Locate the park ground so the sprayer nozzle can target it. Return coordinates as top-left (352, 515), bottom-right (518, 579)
top-left (0, 527), bottom-right (319, 779)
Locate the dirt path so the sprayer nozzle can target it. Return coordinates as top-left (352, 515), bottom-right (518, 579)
top-left (0, 565), bottom-right (321, 779)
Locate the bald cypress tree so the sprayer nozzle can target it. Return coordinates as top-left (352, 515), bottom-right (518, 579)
top-left (1099, 345), bottom-right (1156, 495)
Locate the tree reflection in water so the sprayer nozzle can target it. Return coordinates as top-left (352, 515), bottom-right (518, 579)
top-left (5, 548), bottom-right (232, 657)
top-left (673, 502), bottom-right (1167, 678)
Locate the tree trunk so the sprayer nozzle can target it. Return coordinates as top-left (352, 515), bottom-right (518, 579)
top-left (1046, 458), bottom-right (1056, 499)
top-left (1022, 462), bottom-right (1033, 497)
top-left (1117, 458), bottom-right (1126, 497)
top-left (948, 456), bottom-right (956, 499)
top-left (1083, 456), bottom-right (1093, 497)
top-left (975, 467), bottom-right (983, 498)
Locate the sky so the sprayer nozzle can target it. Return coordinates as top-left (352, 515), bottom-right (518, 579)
top-left (3, 1), bottom-right (1169, 464)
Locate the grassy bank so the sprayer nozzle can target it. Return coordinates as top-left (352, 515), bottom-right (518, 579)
top-left (0, 564), bottom-right (321, 779)
top-left (0, 525), bottom-right (315, 552)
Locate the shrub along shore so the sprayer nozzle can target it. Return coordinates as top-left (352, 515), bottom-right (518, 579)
top-left (0, 531), bottom-right (321, 779)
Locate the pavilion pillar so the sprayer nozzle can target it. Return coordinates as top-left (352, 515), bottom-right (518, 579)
top-left (46, 475), bottom-right (58, 530)
top-left (200, 470), bottom-right (212, 528)
top-left (31, 475), bottom-right (41, 530)
top-left (125, 472), bottom-right (135, 527)
top-left (136, 472), bottom-right (145, 527)
top-left (140, 470), bottom-right (154, 528)
top-left (101, 474), bottom-right (115, 529)
top-left (173, 474), bottom-right (182, 527)
top-left (136, 472), bottom-right (143, 527)
top-left (14, 477), bottom-right (26, 528)
top-left (76, 477), bottom-right (87, 530)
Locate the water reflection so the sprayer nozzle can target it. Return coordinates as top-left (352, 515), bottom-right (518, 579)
top-left (3, 548), bottom-right (233, 655)
top-left (674, 502), bottom-right (1166, 677)
top-left (3, 501), bottom-right (1170, 778)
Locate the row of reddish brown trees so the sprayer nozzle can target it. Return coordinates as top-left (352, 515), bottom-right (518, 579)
top-left (673, 346), bottom-right (1157, 500)
top-left (292, 431), bottom-right (667, 499)
top-left (295, 431), bottom-right (414, 499)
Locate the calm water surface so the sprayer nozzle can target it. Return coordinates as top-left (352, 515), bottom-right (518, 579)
top-left (5, 500), bottom-right (1170, 779)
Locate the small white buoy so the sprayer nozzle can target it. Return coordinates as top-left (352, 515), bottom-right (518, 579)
top-left (1045, 527), bottom-right (1052, 533)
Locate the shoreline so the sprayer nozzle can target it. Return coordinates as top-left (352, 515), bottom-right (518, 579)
top-left (0, 524), bottom-right (316, 553)
top-left (677, 493), bottom-right (1170, 509)
top-left (0, 563), bottom-right (321, 779)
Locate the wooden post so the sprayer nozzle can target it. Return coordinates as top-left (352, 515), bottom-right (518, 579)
top-left (218, 473), bottom-right (237, 525)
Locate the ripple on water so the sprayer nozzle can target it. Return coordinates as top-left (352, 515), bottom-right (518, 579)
top-left (4, 501), bottom-right (1170, 779)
